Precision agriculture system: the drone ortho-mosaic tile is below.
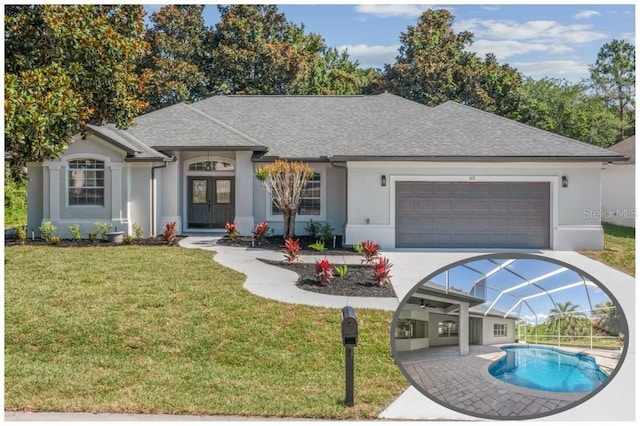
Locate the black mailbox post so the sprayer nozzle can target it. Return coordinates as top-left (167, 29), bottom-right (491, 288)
top-left (341, 306), bottom-right (358, 406)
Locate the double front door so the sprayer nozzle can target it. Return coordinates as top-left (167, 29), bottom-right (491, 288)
top-left (188, 177), bottom-right (235, 228)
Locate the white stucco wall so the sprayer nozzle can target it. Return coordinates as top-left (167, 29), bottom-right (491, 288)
top-left (27, 134), bottom-right (156, 239)
top-left (480, 315), bottom-right (516, 345)
top-left (344, 161), bottom-right (604, 250)
top-left (601, 164), bottom-right (635, 228)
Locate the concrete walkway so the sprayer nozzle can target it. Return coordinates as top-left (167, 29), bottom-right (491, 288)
top-left (179, 236), bottom-right (400, 310)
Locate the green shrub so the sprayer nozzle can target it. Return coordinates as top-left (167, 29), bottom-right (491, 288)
top-left (69, 224), bottom-right (82, 242)
top-left (132, 222), bottom-right (144, 240)
top-left (49, 235), bottom-right (62, 245)
top-left (305, 219), bottom-right (321, 239)
top-left (94, 222), bottom-right (112, 241)
top-left (318, 222), bottom-right (334, 243)
top-left (15, 224), bottom-right (27, 244)
top-left (39, 221), bottom-right (57, 243)
top-left (87, 230), bottom-right (98, 243)
top-left (4, 177), bottom-right (26, 227)
top-left (334, 263), bottom-right (348, 277)
top-left (123, 234), bottom-right (134, 245)
top-left (309, 240), bottom-right (325, 252)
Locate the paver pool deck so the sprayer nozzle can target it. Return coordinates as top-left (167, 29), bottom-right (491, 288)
top-left (177, 236), bottom-right (635, 422)
top-left (396, 344), bottom-right (620, 419)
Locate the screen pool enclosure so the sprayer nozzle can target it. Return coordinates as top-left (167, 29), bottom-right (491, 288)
top-left (422, 256), bottom-right (624, 350)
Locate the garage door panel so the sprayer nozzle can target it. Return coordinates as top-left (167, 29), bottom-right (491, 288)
top-left (396, 181), bottom-right (550, 248)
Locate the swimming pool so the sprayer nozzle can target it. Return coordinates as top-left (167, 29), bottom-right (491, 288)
top-left (489, 345), bottom-right (607, 393)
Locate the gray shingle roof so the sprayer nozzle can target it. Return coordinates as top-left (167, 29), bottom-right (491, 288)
top-left (607, 135), bottom-right (635, 164)
top-left (86, 124), bottom-right (169, 161)
top-left (91, 93), bottom-right (625, 162)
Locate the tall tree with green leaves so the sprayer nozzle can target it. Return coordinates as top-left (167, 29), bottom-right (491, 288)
top-left (4, 5), bottom-right (150, 178)
top-left (589, 39), bottom-right (635, 140)
top-left (208, 5), bottom-right (314, 95)
top-left (141, 5), bottom-right (210, 110)
top-left (381, 9), bottom-right (475, 106)
top-left (510, 77), bottom-right (620, 147)
top-left (379, 9), bottom-right (521, 112)
top-left (546, 301), bottom-right (588, 339)
top-left (294, 46), bottom-right (377, 95)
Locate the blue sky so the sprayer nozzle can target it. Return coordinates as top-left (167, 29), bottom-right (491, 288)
top-left (144, 3), bottom-right (635, 83)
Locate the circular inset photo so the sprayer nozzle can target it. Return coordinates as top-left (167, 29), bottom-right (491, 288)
top-left (390, 254), bottom-right (628, 420)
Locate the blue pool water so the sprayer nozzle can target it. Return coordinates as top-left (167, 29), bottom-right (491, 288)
top-left (489, 345), bottom-right (607, 393)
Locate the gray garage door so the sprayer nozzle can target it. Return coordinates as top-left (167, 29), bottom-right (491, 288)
top-left (396, 182), bottom-right (550, 249)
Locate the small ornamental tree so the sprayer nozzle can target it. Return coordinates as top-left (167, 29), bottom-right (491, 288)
top-left (255, 160), bottom-right (313, 239)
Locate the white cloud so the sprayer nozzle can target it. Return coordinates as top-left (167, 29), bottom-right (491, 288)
top-left (457, 18), bottom-right (607, 44)
top-left (338, 44), bottom-right (399, 68)
top-left (520, 313), bottom-right (548, 324)
top-left (513, 60), bottom-right (589, 80)
top-left (481, 6), bottom-right (500, 11)
top-left (469, 39), bottom-right (572, 61)
top-left (354, 4), bottom-right (434, 19)
top-left (575, 10), bottom-right (601, 20)
top-left (621, 32), bottom-right (636, 44)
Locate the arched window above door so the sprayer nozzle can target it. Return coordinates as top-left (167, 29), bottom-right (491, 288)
top-left (188, 160), bottom-right (234, 172)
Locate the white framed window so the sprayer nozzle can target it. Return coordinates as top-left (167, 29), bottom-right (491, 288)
top-left (267, 168), bottom-right (326, 221)
top-left (68, 159), bottom-right (105, 206)
top-left (494, 323), bottom-right (508, 338)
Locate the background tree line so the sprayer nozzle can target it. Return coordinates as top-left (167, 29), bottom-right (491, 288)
top-left (4, 5), bottom-right (635, 195)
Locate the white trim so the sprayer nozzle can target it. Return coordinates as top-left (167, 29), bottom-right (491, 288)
top-left (389, 175), bottom-right (558, 249)
top-left (265, 164), bottom-right (327, 222)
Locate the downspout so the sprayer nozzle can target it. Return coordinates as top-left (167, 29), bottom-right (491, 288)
top-left (151, 157), bottom-right (175, 237)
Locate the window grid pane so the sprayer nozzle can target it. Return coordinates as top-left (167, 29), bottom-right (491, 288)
top-left (68, 159), bottom-right (105, 206)
top-left (272, 172), bottom-right (321, 216)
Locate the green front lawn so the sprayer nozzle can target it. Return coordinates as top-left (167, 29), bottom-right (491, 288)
top-left (4, 246), bottom-right (406, 419)
top-left (580, 223), bottom-right (635, 276)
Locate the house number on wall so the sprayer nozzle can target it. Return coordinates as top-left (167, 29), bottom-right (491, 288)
top-left (469, 176), bottom-right (476, 180)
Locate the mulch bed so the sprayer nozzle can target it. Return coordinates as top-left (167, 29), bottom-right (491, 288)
top-left (4, 236), bottom-right (183, 247)
top-left (216, 235), bottom-right (357, 256)
top-left (260, 259), bottom-right (397, 298)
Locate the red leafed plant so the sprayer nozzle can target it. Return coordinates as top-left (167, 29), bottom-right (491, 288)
top-left (163, 221), bottom-right (177, 244)
top-left (372, 256), bottom-right (393, 287)
top-left (281, 237), bottom-right (300, 263)
top-left (225, 222), bottom-right (240, 241)
top-left (314, 258), bottom-right (334, 285)
top-left (360, 240), bottom-right (381, 264)
top-left (252, 221), bottom-right (269, 244)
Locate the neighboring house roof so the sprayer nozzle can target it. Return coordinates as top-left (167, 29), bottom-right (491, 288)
top-left (607, 135), bottom-right (635, 164)
top-left (87, 93), bottom-right (625, 162)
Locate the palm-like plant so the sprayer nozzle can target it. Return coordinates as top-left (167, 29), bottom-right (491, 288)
top-left (546, 301), bottom-right (587, 339)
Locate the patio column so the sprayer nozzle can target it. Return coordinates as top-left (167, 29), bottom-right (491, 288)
top-left (459, 302), bottom-right (469, 355)
top-left (234, 151), bottom-right (255, 234)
